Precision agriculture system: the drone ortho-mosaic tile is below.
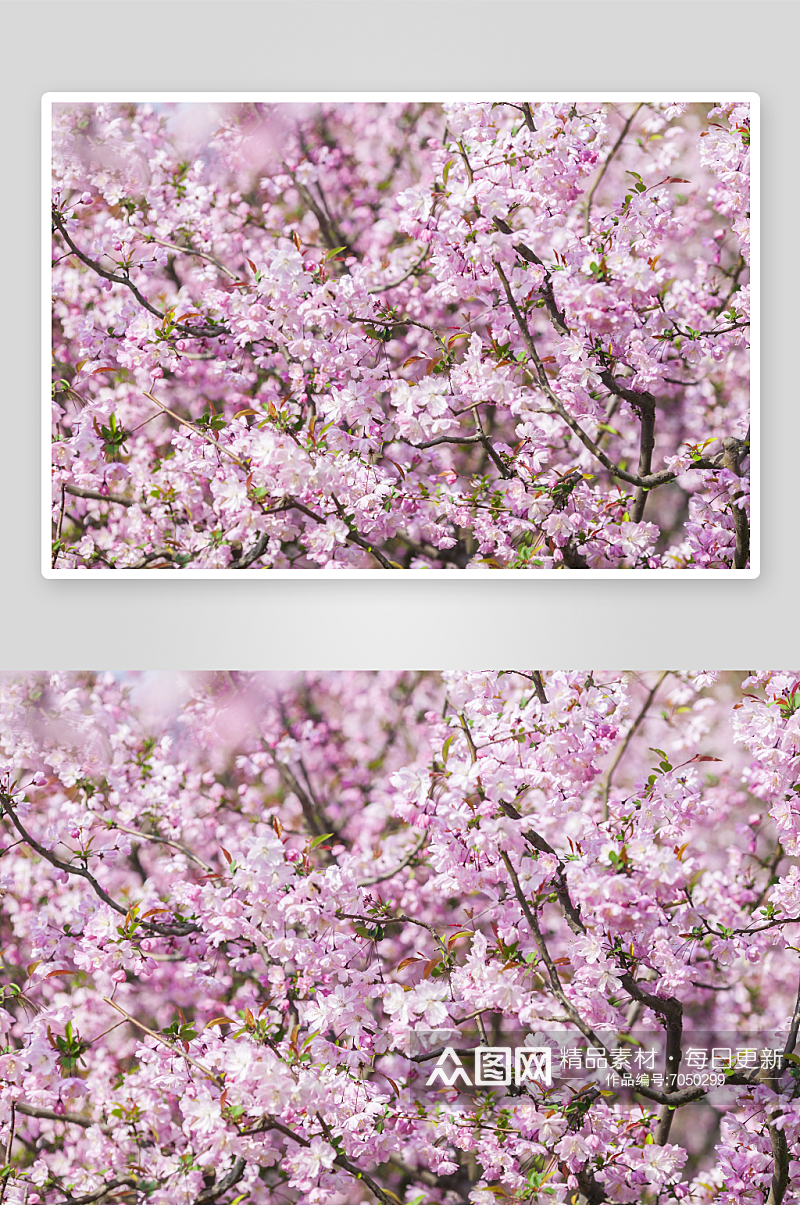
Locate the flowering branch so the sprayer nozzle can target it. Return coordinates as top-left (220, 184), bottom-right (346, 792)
top-left (0, 793), bottom-right (198, 937)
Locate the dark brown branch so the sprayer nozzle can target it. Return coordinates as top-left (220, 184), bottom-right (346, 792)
top-left (54, 1177), bottom-right (137, 1204)
top-left (274, 760), bottom-right (332, 840)
top-left (14, 1102), bottom-right (110, 1133)
top-left (231, 531), bottom-right (270, 569)
top-left (0, 794), bottom-right (198, 937)
top-left (63, 484), bottom-right (150, 512)
top-left (294, 498), bottom-right (398, 570)
top-left (404, 434), bottom-right (482, 451)
top-left (194, 1157), bottom-right (246, 1204)
top-left (761, 977), bottom-right (800, 1205)
top-left (766, 1125), bottom-right (789, 1205)
top-left (531, 671), bottom-right (548, 705)
top-left (243, 1115), bottom-right (396, 1205)
top-left (492, 217), bottom-right (569, 337)
top-left (128, 549), bottom-right (180, 570)
top-left (597, 369), bottom-right (658, 521)
top-left (232, 498), bottom-right (398, 570)
top-left (52, 209), bottom-right (224, 340)
top-left (500, 844), bottom-right (698, 1111)
top-left (721, 436), bottom-right (750, 569)
top-left (506, 822), bottom-right (585, 936)
top-left (781, 975), bottom-right (800, 1072)
top-left (495, 263), bottom-right (675, 491)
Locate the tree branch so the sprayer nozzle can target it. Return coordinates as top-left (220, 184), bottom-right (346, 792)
top-left (52, 209), bottom-right (224, 339)
top-left (243, 1114), bottom-right (397, 1205)
top-left (358, 835), bottom-right (428, 887)
top-left (62, 484), bottom-right (151, 513)
top-left (494, 263), bottom-right (675, 491)
top-left (500, 846), bottom-right (697, 1110)
top-left (102, 998), bottom-right (223, 1087)
top-left (492, 217), bottom-right (569, 337)
top-left (721, 436), bottom-right (750, 569)
top-left (584, 103), bottom-right (644, 234)
top-left (368, 249), bottom-right (429, 295)
top-left (110, 824), bottom-right (213, 873)
top-left (14, 1102), bottom-right (110, 1134)
top-left (194, 1157), bottom-right (246, 1204)
top-left (0, 794), bottom-right (198, 937)
top-left (601, 672), bottom-right (670, 818)
top-left (54, 1177), bottom-right (137, 1204)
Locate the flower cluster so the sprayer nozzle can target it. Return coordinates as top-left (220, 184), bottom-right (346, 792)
top-left (51, 100), bottom-right (751, 570)
top-left (1, 670), bottom-right (797, 1204)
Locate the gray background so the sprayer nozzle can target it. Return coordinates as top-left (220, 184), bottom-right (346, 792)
top-left (4, 0), bottom-right (795, 669)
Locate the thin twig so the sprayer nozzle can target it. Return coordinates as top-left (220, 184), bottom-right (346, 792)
top-left (367, 249), bottom-right (429, 295)
top-left (601, 672), bottom-right (670, 818)
top-left (358, 835), bottom-right (428, 887)
top-left (243, 1115), bottom-right (396, 1205)
top-left (111, 824), bottom-right (213, 873)
top-left (143, 235), bottom-right (241, 282)
top-left (142, 391), bottom-right (247, 470)
top-left (585, 103), bottom-right (644, 234)
top-left (102, 998), bottom-right (223, 1086)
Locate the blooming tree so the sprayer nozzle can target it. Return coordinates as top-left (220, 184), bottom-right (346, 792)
top-left (1, 669), bottom-right (798, 1205)
top-left (50, 99), bottom-right (751, 570)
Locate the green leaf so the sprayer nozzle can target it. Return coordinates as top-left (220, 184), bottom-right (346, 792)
top-left (308, 832), bottom-right (334, 852)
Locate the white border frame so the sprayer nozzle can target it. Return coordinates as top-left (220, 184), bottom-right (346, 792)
top-left (42, 92), bottom-right (760, 579)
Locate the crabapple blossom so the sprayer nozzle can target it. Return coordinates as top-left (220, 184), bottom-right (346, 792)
top-left (1, 670), bottom-right (799, 1204)
top-left (50, 99), bottom-right (752, 571)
